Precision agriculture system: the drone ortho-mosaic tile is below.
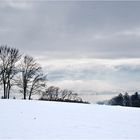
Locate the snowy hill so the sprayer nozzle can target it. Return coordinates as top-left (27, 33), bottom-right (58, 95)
top-left (0, 100), bottom-right (140, 139)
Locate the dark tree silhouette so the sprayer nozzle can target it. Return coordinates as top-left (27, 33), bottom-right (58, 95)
top-left (109, 93), bottom-right (124, 106)
top-left (0, 45), bottom-right (21, 99)
top-left (16, 55), bottom-right (44, 99)
top-left (131, 92), bottom-right (140, 107)
top-left (41, 86), bottom-right (60, 101)
top-left (123, 92), bottom-right (130, 106)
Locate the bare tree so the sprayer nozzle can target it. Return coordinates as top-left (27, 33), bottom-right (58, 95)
top-left (16, 55), bottom-right (46, 99)
top-left (28, 72), bottom-right (47, 100)
top-left (0, 45), bottom-right (21, 99)
top-left (41, 86), bottom-right (59, 101)
top-left (60, 89), bottom-right (69, 100)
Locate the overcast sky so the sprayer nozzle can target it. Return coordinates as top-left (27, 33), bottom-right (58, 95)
top-left (0, 1), bottom-right (140, 95)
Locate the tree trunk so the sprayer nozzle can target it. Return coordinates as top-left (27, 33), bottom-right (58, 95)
top-left (7, 85), bottom-right (11, 99)
top-left (24, 92), bottom-right (26, 99)
top-left (23, 87), bottom-right (26, 99)
top-left (29, 93), bottom-right (31, 100)
top-left (29, 87), bottom-right (33, 100)
top-left (3, 83), bottom-right (6, 99)
top-left (23, 79), bottom-right (27, 99)
top-left (7, 80), bottom-right (10, 99)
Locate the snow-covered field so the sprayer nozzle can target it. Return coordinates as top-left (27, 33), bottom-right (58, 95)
top-left (0, 100), bottom-right (140, 139)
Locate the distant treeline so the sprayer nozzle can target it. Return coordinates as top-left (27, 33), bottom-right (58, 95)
top-left (39, 86), bottom-right (89, 104)
top-left (98, 92), bottom-right (140, 107)
top-left (0, 45), bottom-right (88, 104)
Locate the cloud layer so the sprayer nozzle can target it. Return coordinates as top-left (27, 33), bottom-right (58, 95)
top-left (0, 1), bottom-right (140, 94)
top-left (39, 58), bottom-right (140, 93)
top-left (0, 1), bottom-right (140, 58)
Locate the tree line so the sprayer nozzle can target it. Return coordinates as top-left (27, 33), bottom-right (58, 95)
top-left (0, 45), bottom-right (87, 103)
top-left (98, 92), bottom-right (140, 107)
top-left (40, 86), bottom-right (89, 103)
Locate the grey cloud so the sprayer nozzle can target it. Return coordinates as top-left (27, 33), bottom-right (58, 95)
top-left (1, 1), bottom-right (140, 93)
top-left (0, 1), bottom-right (140, 58)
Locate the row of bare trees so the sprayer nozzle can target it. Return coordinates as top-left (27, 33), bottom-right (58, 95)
top-left (40, 86), bottom-right (87, 103)
top-left (0, 45), bottom-right (87, 103)
top-left (0, 45), bottom-right (47, 99)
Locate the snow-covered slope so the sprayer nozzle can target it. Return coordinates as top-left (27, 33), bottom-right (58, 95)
top-left (0, 100), bottom-right (140, 139)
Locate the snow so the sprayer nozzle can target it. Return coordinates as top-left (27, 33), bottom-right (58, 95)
top-left (0, 100), bottom-right (140, 139)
